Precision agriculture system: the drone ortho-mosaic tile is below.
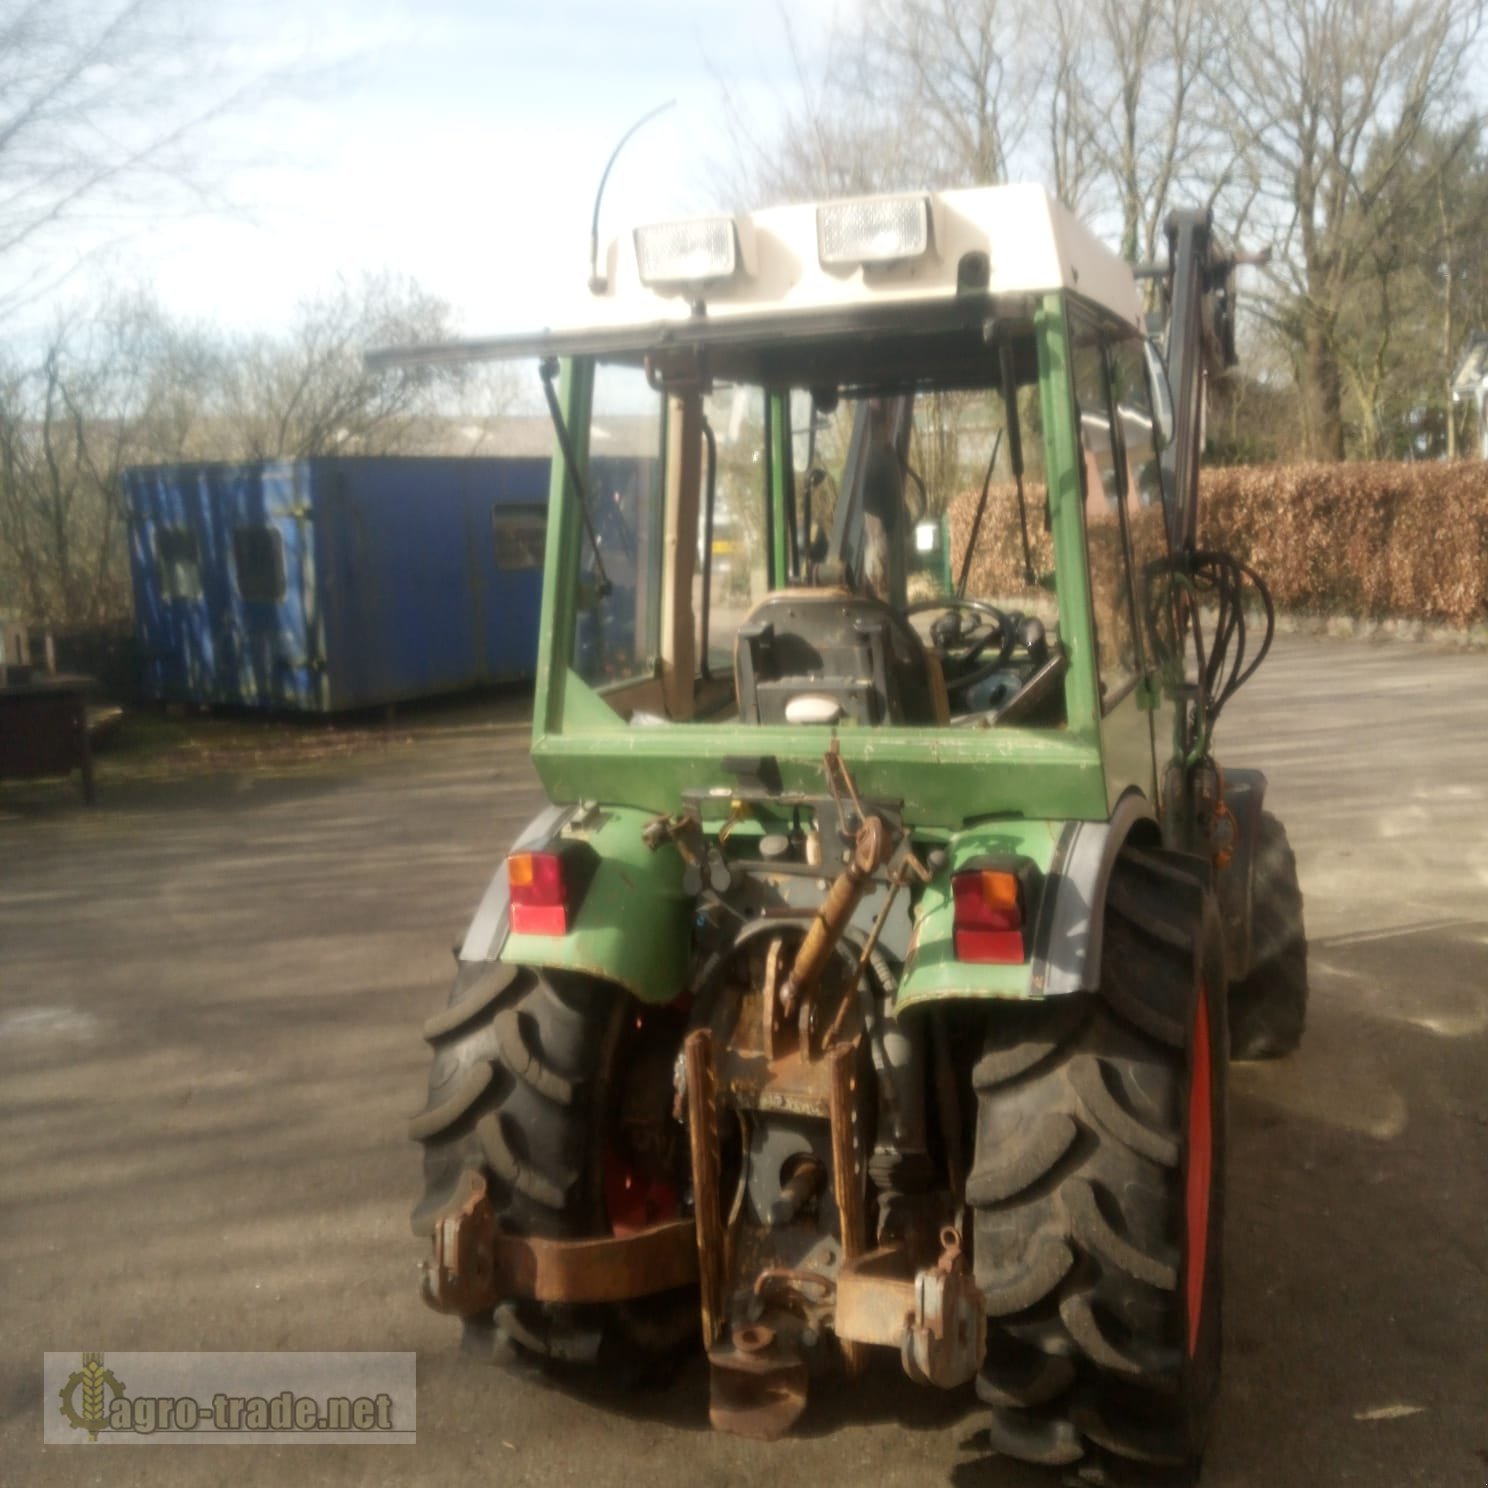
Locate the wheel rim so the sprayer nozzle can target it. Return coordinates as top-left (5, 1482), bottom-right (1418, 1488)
top-left (605, 1010), bottom-right (683, 1236)
top-left (1184, 985), bottom-right (1213, 1359)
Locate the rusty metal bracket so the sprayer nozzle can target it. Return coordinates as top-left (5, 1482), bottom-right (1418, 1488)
top-left (708, 1324), bottom-right (808, 1440)
top-left (835, 1246), bottom-right (916, 1348)
top-left (419, 1170), bottom-right (698, 1317)
top-left (684, 1029), bottom-right (727, 1348)
top-left (834, 1229), bottom-right (986, 1390)
top-left (828, 1041), bottom-right (870, 1377)
top-left (903, 1228), bottom-right (986, 1389)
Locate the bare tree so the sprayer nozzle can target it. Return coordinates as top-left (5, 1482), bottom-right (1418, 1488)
top-left (850, 0), bottom-right (1035, 188)
top-left (0, 0), bottom-right (300, 314)
top-left (1046, 0), bottom-right (1104, 214)
top-left (215, 275), bottom-right (467, 461)
top-left (0, 276), bottom-right (517, 628)
top-left (0, 295), bottom-right (202, 624)
top-left (1330, 125), bottom-right (1488, 454)
top-left (715, 0), bottom-right (1230, 259)
top-left (707, 0), bottom-right (1488, 462)
top-left (713, 0), bottom-right (1042, 206)
top-left (710, 6), bottom-right (922, 205)
top-left (1088, 0), bottom-right (1231, 259)
top-left (1222, 0), bottom-right (1488, 457)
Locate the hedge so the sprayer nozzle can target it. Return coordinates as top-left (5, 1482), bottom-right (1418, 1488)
top-left (946, 463), bottom-right (1488, 627)
top-left (1198, 462), bottom-right (1488, 626)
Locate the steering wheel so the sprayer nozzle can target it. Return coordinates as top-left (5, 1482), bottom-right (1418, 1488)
top-left (904, 598), bottom-right (1018, 693)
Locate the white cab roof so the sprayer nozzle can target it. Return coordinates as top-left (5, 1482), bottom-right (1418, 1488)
top-left (368, 184), bottom-right (1142, 370)
top-left (587, 184), bottom-right (1142, 332)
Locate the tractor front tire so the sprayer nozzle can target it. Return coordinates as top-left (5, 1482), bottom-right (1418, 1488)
top-left (1227, 811), bottom-right (1308, 1061)
top-left (410, 960), bottom-right (696, 1381)
top-left (970, 849), bottom-right (1227, 1483)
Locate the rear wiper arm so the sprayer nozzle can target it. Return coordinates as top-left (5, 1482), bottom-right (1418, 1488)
top-left (539, 357), bottom-right (611, 597)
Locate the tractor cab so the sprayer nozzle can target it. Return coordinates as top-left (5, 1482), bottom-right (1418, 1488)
top-left (376, 184), bottom-right (1181, 828)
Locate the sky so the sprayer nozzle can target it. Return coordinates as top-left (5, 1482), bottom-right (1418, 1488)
top-left (28, 0), bottom-right (837, 343)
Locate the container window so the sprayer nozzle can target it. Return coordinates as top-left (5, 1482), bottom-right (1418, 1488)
top-left (233, 526), bottom-right (286, 603)
top-left (492, 505), bottom-right (546, 569)
top-left (155, 527), bottom-right (202, 600)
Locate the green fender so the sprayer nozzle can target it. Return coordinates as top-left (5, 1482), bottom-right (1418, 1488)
top-left (896, 794), bottom-right (1163, 1011)
top-left (499, 804), bottom-right (692, 1004)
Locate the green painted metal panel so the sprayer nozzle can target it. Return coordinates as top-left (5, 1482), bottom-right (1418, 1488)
top-left (501, 804), bottom-right (692, 1004)
top-left (532, 719), bottom-right (1108, 827)
top-left (1035, 295), bottom-right (1102, 741)
top-left (517, 311), bottom-right (1168, 1005)
top-left (533, 358), bottom-right (593, 741)
top-left (1101, 685), bottom-right (1158, 810)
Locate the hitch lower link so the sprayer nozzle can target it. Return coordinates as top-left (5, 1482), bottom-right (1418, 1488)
top-left (419, 1169), bottom-right (698, 1315)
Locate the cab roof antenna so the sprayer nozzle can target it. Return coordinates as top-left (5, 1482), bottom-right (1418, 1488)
top-left (588, 100), bottom-right (677, 294)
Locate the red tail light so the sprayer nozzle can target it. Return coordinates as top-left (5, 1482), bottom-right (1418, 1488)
top-left (953, 866), bottom-right (1029, 963)
top-left (508, 851), bottom-right (569, 936)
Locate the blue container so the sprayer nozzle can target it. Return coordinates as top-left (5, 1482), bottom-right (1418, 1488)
top-left (124, 457), bottom-right (551, 711)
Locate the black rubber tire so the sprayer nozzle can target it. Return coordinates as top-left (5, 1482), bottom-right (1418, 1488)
top-left (410, 959), bottom-right (696, 1379)
top-left (969, 847), bottom-right (1228, 1484)
top-left (1228, 811), bottom-right (1308, 1061)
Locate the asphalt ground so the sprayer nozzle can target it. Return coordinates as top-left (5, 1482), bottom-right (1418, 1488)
top-left (2, 634), bottom-right (1485, 1487)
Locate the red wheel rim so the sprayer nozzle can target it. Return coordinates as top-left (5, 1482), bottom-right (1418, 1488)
top-left (1184, 985), bottom-right (1213, 1359)
top-left (604, 1150), bottom-right (679, 1237)
top-left (605, 1011), bottom-right (683, 1237)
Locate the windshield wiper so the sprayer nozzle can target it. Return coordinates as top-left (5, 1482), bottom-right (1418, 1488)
top-left (539, 357), bottom-right (611, 597)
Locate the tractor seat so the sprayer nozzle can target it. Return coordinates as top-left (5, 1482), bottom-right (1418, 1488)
top-left (734, 588), bottom-right (949, 726)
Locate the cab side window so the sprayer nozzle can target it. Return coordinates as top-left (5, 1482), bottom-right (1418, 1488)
top-left (1107, 336), bottom-right (1175, 670)
top-left (1070, 318), bottom-right (1141, 707)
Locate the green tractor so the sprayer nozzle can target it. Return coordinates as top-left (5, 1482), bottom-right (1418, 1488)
top-left (383, 184), bottom-right (1308, 1482)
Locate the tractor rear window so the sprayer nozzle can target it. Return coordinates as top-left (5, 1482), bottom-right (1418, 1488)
top-left (155, 527), bottom-right (202, 600)
top-left (710, 365), bottom-right (1064, 728)
top-left (561, 323), bottom-right (1071, 731)
top-left (493, 506), bottom-right (546, 569)
top-left (232, 526), bottom-right (286, 603)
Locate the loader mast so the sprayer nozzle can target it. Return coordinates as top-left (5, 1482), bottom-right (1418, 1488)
top-left (1152, 209), bottom-right (1243, 554)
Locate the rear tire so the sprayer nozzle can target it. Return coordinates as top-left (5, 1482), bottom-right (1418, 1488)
top-left (1228, 811), bottom-right (1308, 1061)
top-left (970, 848), bottom-right (1227, 1483)
top-left (410, 960), bottom-right (696, 1380)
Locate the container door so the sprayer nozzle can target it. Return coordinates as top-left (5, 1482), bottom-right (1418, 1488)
top-left (137, 514), bottom-right (212, 700)
top-left (225, 468), bottom-right (318, 709)
top-left (127, 466), bottom-right (217, 703)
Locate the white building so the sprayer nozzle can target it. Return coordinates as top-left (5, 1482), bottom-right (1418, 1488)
top-left (1451, 331), bottom-right (1488, 457)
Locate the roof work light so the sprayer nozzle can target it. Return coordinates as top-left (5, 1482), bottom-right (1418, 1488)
top-left (817, 194), bottom-right (931, 267)
top-left (634, 216), bottom-right (741, 290)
